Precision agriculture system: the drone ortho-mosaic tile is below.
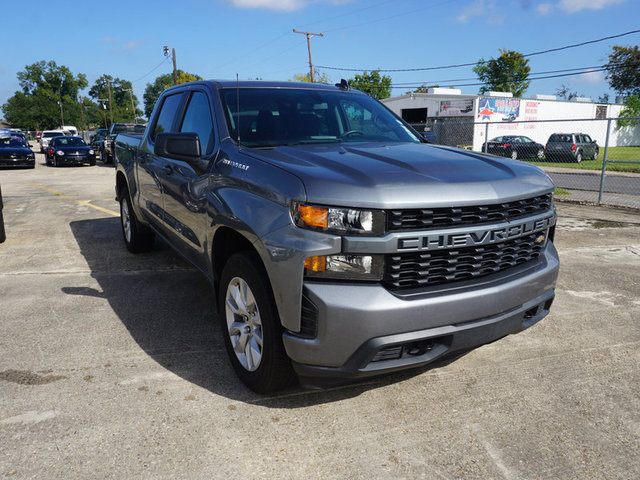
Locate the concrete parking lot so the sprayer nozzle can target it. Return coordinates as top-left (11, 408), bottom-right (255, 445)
top-left (1, 151), bottom-right (639, 479)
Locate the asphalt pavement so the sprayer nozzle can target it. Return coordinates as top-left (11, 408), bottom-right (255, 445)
top-left (1, 152), bottom-right (639, 479)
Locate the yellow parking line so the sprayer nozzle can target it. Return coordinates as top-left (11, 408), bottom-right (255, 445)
top-left (28, 182), bottom-right (120, 217)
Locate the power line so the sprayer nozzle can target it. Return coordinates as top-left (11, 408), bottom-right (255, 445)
top-left (131, 57), bottom-right (172, 85)
top-left (316, 29), bottom-right (640, 72)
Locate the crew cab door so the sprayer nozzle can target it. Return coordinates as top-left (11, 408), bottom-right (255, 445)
top-left (155, 89), bottom-right (217, 266)
top-left (137, 92), bottom-right (186, 229)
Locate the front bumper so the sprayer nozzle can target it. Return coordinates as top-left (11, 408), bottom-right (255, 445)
top-left (283, 243), bottom-right (559, 382)
top-left (0, 159), bottom-right (35, 168)
top-left (55, 155), bottom-right (95, 165)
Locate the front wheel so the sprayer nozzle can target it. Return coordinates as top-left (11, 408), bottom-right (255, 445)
top-left (219, 252), bottom-right (295, 393)
top-left (119, 186), bottom-right (155, 253)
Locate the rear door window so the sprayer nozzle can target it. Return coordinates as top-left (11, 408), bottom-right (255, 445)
top-left (152, 93), bottom-right (184, 141)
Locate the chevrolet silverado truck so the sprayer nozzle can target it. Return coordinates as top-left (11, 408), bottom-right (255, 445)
top-left (114, 80), bottom-right (559, 393)
top-left (102, 122), bottom-right (146, 163)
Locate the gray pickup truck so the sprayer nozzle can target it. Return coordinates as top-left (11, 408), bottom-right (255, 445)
top-left (115, 80), bottom-right (559, 393)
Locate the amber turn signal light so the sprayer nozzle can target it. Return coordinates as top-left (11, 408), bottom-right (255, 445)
top-left (298, 205), bottom-right (328, 229)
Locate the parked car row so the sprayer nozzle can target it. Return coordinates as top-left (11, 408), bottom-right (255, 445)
top-left (482, 133), bottom-right (599, 163)
top-left (1, 128), bottom-right (96, 169)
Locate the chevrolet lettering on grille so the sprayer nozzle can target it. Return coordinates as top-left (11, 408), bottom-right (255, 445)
top-left (397, 215), bottom-right (554, 251)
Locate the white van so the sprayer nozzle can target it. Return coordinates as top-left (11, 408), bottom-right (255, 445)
top-left (59, 125), bottom-right (78, 136)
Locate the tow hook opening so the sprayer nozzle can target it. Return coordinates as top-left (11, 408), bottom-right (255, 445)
top-left (405, 340), bottom-right (435, 356)
top-left (524, 306), bottom-right (539, 320)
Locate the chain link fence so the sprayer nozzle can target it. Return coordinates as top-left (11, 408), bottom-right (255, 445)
top-left (411, 117), bottom-right (640, 209)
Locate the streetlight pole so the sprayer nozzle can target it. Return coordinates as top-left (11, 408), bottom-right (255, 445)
top-left (58, 100), bottom-right (64, 127)
top-left (98, 99), bottom-right (108, 130)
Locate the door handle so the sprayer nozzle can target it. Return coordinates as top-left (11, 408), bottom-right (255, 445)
top-left (162, 165), bottom-right (173, 175)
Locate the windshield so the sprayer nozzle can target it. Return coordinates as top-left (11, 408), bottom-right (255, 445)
top-left (0, 138), bottom-right (27, 148)
top-left (221, 87), bottom-right (420, 148)
top-left (54, 137), bottom-right (86, 147)
top-left (43, 132), bottom-right (63, 138)
top-left (112, 124), bottom-right (146, 135)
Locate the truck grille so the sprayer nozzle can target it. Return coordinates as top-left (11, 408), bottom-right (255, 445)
top-left (383, 232), bottom-right (545, 290)
top-left (386, 194), bottom-right (552, 232)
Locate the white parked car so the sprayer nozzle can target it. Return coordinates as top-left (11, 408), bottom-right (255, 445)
top-left (39, 130), bottom-right (67, 152)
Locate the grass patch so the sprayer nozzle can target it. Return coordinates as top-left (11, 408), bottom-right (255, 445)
top-left (554, 187), bottom-right (570, 196)
top-left (525, 146), bottom-right (640, 173)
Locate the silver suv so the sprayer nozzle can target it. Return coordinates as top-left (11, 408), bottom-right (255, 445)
top-left (545, 133), bottom-right (599, 163)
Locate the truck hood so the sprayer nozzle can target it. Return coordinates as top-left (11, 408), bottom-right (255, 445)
top-left (241, 142), bottom-right (554, 209)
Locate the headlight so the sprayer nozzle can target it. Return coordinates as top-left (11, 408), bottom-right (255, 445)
top-left (293, 202), bottom-right (384, 235)
top-left (304, 254), bottom-right (383, 280)
top-left (56, 150), bottom-right (65, 156)
top-left (89, 149), bottom-right (94, 155)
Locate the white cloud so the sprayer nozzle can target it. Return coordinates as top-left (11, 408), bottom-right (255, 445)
top-left (574, 69), bottom-right (606, 84)
top-left (537, 0), bottom-right (625, 14)
top-left (226, 0), bottom-right (351, 11)
top-left (457, 0), bottom-right (499, 23)
top-left (536, 3), bottom-right (553, 14)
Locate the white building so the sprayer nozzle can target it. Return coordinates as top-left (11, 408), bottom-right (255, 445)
top-left (381, 89), bottom-right (638, 150)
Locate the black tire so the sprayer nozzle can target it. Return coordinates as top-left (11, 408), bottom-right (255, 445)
top-left (575, 152), bottom-right (582, 163)
top-left (119, 186), bottom-right (155, 253)
top-left (218, 251), bottom-right (296, 393)
top-left (89, 160), bottom-right (96, 166)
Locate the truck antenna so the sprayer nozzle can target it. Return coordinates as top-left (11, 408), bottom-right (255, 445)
top-left (236, 74), bottom-right (241, 145)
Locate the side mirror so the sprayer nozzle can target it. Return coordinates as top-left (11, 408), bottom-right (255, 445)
top-left (154, 132), bottom-right (201, 161)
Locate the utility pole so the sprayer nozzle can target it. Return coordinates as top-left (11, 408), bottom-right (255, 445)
top-left (164, 46), bottom-right (178, 85)
top-left (124, 89), bottom-right (138, 123)
top-left (293, 29), bottom-right (324, 82)
top-left (98, 99), bottom-right (108, 129)
top-left (77, 95), bottom-right (85, 138)
top-left (106, 79), bottom-right (114, 125)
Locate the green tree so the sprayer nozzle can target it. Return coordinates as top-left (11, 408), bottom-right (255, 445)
top-left (473, 49), bottom-right (530, 97)
top-left (2, 60), bottom-right (88, 130)
top-left (616, 95), bottom-right (640, 128)
top-left (347, 70), bottom-right (392, 100)
top-left (88, 75), bottom-right (143, 125)
top-left (605, 45), bottom-right (640, 96)
top-left (292, 71), bottom-right (331, 84)
top-left (143, 71), bottom-right (203, 118)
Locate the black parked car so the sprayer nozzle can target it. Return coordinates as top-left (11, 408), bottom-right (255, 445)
top-left (0, 131), bottom-right (35, 169)
top-left (45, 136), bottom-right (96, 167)
top-left (89, 128), bottom-right (108, 152)
top-left (482, 135), bottom-right (544, 160)
top-left (545, 133), bottom-right (599, 163)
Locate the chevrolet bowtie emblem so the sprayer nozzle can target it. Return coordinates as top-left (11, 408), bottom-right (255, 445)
top-left (535, 235), bottom-right (546, 244)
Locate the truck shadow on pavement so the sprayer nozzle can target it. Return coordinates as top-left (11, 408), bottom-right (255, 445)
top-left (67, 217), bottom-right (457, 405)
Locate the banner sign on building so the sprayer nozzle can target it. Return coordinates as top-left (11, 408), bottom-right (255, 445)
top-left (439, 99), bottom-right (474, 117)
top-left (477, 97), bottom-right (521, 121)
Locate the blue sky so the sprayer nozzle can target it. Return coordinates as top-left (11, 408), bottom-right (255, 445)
top-left (1, 0), bottom-right (637, 115)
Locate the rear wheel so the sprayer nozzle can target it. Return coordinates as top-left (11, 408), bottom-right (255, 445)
top-left (593, 149), bottom-right (599, 161)
top-left (119, 186), bottom-right (155, 253)
top-left (510, 150), bottom-right (518, 160)
top-left (219, 252), bottom-right (295, 393)
top-left (575, 152), bottom-right (582, 163)
top-left (536, 148), bottom-right (544, 159)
